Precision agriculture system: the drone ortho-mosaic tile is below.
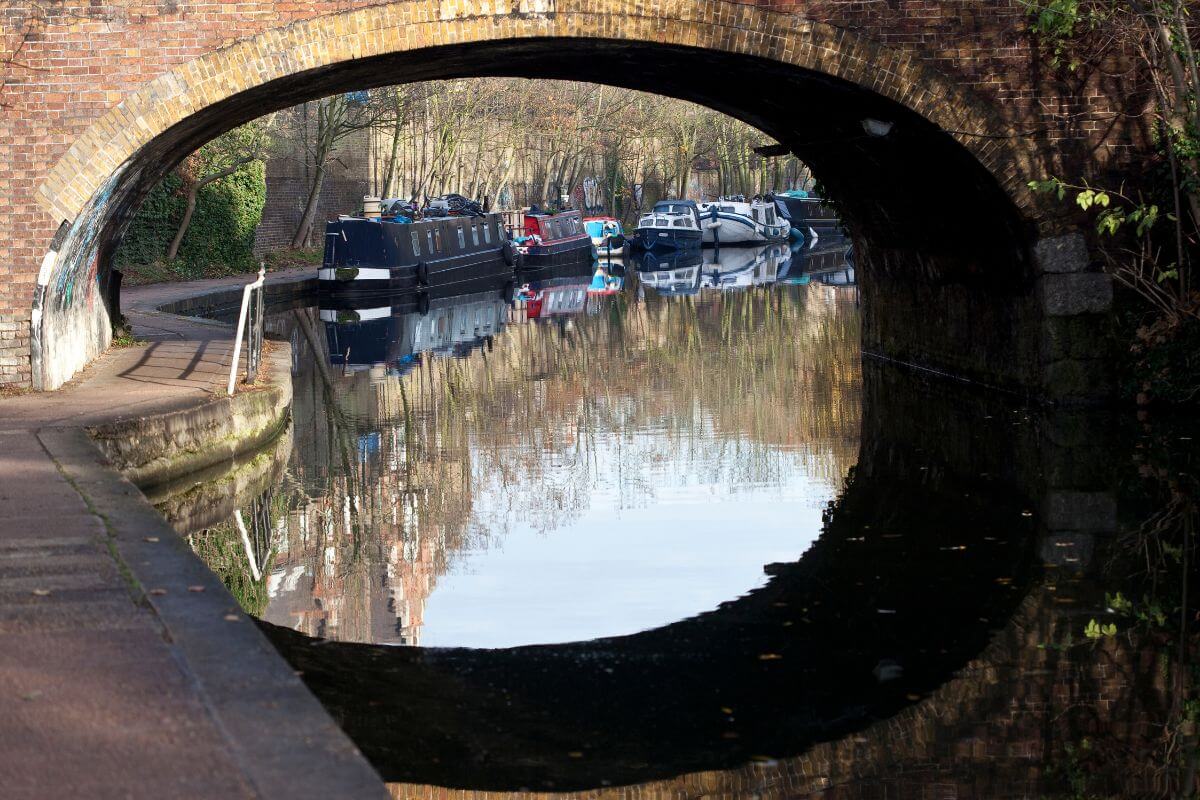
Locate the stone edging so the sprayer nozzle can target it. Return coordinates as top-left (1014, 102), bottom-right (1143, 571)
top-left (34, 273), bottom-right (392, 797)
top-left (87, 351), bottom-right (292, 489)
top-left (39, 427), bottom-right (389, 799)
top-left (90, 274), bottom-right (314, 489)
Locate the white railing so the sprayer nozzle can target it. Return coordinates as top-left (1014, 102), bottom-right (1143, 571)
top-left (227, 265), bottom-right (266, 396)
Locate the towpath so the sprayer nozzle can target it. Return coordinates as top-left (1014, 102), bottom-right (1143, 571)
top-left (0, 269), bottom-right (388, 799)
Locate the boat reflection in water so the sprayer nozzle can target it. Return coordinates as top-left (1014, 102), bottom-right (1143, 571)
top-left (636, 241), bottom-right (855, 296)
top-left (632, 249), bottom-right (704, 295)
top-left (515, 261), bottom-right (601, 320)
top-left (700, 241), bottom-right (793, 290)
top-left (321, 284), bottom-right (510, 377)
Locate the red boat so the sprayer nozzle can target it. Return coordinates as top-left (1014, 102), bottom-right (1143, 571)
top-left (513, 209), bottom-right (595, 271)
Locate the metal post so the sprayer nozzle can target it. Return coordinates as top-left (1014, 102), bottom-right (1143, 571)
top-left (227, 265), bottom-right (266, 396)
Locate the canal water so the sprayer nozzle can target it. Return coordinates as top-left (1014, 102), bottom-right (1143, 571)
top-left (165, 242), bottom-right (1197, 798)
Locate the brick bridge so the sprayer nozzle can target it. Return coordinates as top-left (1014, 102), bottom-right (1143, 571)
top-left (2, 0), bottom-right (1136, 399)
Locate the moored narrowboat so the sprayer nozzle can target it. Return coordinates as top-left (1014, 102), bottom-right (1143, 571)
top-left (513, 209), bottom-right (595, 272)
top-left (319, 212), bottom-right (518, 297)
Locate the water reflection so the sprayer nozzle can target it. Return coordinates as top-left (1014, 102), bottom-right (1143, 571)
top-left (272, 256), bottom-right (860, 647)
top-left (162, 241), bottom-right (1196, 797)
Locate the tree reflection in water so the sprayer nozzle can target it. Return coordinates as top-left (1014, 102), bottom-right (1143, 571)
top-left (268, 279), bottom-right (861, 646)
top-left (167, 273), bottom-right (1196, 797)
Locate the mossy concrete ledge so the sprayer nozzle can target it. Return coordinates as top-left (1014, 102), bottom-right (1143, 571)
top-left (87, 344), bottom-right (293, 489)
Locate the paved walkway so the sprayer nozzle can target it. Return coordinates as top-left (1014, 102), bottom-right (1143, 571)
top-left (0, 270), bottom-right (388, 799)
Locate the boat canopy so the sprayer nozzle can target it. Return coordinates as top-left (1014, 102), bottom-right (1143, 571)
top-left (584, 218), bottom-right (621, 238)
top-left (652, 200), bottom-right (698, 215)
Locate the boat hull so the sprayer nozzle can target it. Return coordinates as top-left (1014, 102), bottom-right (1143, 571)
top-left (520, 235), bottom-right (595, 272)
top-left (318, 250), bottom-right (515, 297)
top-left (631, 227), bottom-right (702, 251)
top-left (318, 214), bottom-right (514, 297)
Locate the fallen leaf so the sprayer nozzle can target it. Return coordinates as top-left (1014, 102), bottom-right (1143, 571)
top-left (31, 589), bottom-right (51, 597)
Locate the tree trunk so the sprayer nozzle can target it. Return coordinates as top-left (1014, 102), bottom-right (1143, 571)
top-left (167, 181), bottom-right (200, 263)
top-left (292, 161), bottom-right (327, 249)
top-left (167, 158), bottom-right (253, 262)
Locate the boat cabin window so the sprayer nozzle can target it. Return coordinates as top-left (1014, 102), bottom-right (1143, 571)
top-left (483, 221), bottom-right (492, 243)
top-left (411, 230), bottom-right (421, 257)
top-left (457, 224), bottom-right (466, 249)
top-left (673, 218), bottom-right (690, 227)
top-left (719, 205), bottom-right (735, 212)
top-left (752, 207), bottom-right (762, 222)
top-left (471, 223), bottom-right (479, 246)
top-left (426, 229), bottom-right (434, 254)
top-left (434, 228), bottom-right (443, 253)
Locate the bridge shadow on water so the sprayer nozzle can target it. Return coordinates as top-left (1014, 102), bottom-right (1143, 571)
top-left (255, 361), bottom-right (1067, 793)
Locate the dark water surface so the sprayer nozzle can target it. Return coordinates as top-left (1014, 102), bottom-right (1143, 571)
top-left (167, 246), bottom-right (1197, 798)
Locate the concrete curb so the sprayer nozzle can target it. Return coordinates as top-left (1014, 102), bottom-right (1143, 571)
top-left (87, 348), bottom-right (293, 489)
top-left (88, 271), bottom-right (313, 489)
top-left (38, 427), bottom-right (390, 799)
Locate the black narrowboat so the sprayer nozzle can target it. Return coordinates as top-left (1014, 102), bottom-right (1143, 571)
top-left (319, 213), bottom-right (518, 297)
top-left (514, 209), bottom-right (595, 271)
top-left (769, 192), bottom-right (845, 243)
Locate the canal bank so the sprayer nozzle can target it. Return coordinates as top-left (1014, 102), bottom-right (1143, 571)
top-left (0, 270), bottom-right (389, 798)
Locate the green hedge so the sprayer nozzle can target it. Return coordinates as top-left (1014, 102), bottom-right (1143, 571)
top-left (115, 161), bottom-right (266, 276)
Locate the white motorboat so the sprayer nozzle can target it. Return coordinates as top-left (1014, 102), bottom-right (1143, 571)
top-left (698, 197), bottom-right (791, 245)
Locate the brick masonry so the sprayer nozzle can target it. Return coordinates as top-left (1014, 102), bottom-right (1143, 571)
top-left (0, 0), bottom-right (1137, 390)
top-left (254, 123), bottom-right (372, 255)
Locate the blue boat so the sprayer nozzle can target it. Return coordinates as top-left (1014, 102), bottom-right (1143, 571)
top-left (583, 216), bottom-right (628, 258)
top-left (631, 200), bottom-right (704, 251)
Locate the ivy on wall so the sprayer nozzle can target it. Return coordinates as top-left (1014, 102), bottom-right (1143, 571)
top-left (115, 161), bottom-right (266, 276)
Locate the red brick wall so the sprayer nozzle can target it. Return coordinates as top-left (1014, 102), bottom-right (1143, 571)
top-left (0, 1), bottom-right (1133, 387)
top-left (254, 121), bottom-right (372, 254)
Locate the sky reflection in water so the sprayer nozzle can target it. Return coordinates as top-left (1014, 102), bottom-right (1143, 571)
top-left (262, 245), bottom-right (861, 648)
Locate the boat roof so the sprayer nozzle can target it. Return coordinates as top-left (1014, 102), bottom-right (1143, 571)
top-left (526, 208), bottom-right (581, 218)
top-left (653, 199), bottom-right (698, 210)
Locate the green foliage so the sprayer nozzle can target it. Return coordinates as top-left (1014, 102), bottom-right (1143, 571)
top-left (1084, 618), bottom-right (1118, 639)
top-left (1028, 177), bottom-right (1163, 239)
top-left (1024, 0), bottom-right (1102, 70)
top-left (115, 145), bottom-right (266, 279)
top-left (190, 523), bottom-right (272, 617)
top-left (1045, 737), bottom-right (1104, 800)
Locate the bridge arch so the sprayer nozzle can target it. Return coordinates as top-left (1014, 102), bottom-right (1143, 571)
top-left (29, 0), bottom-right (1100, 398)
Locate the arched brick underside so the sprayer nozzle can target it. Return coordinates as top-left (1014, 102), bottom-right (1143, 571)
top-left (31, 0), bottom-right (1102, 398)
top-left (38, 3), bottom-right (1039, 223)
